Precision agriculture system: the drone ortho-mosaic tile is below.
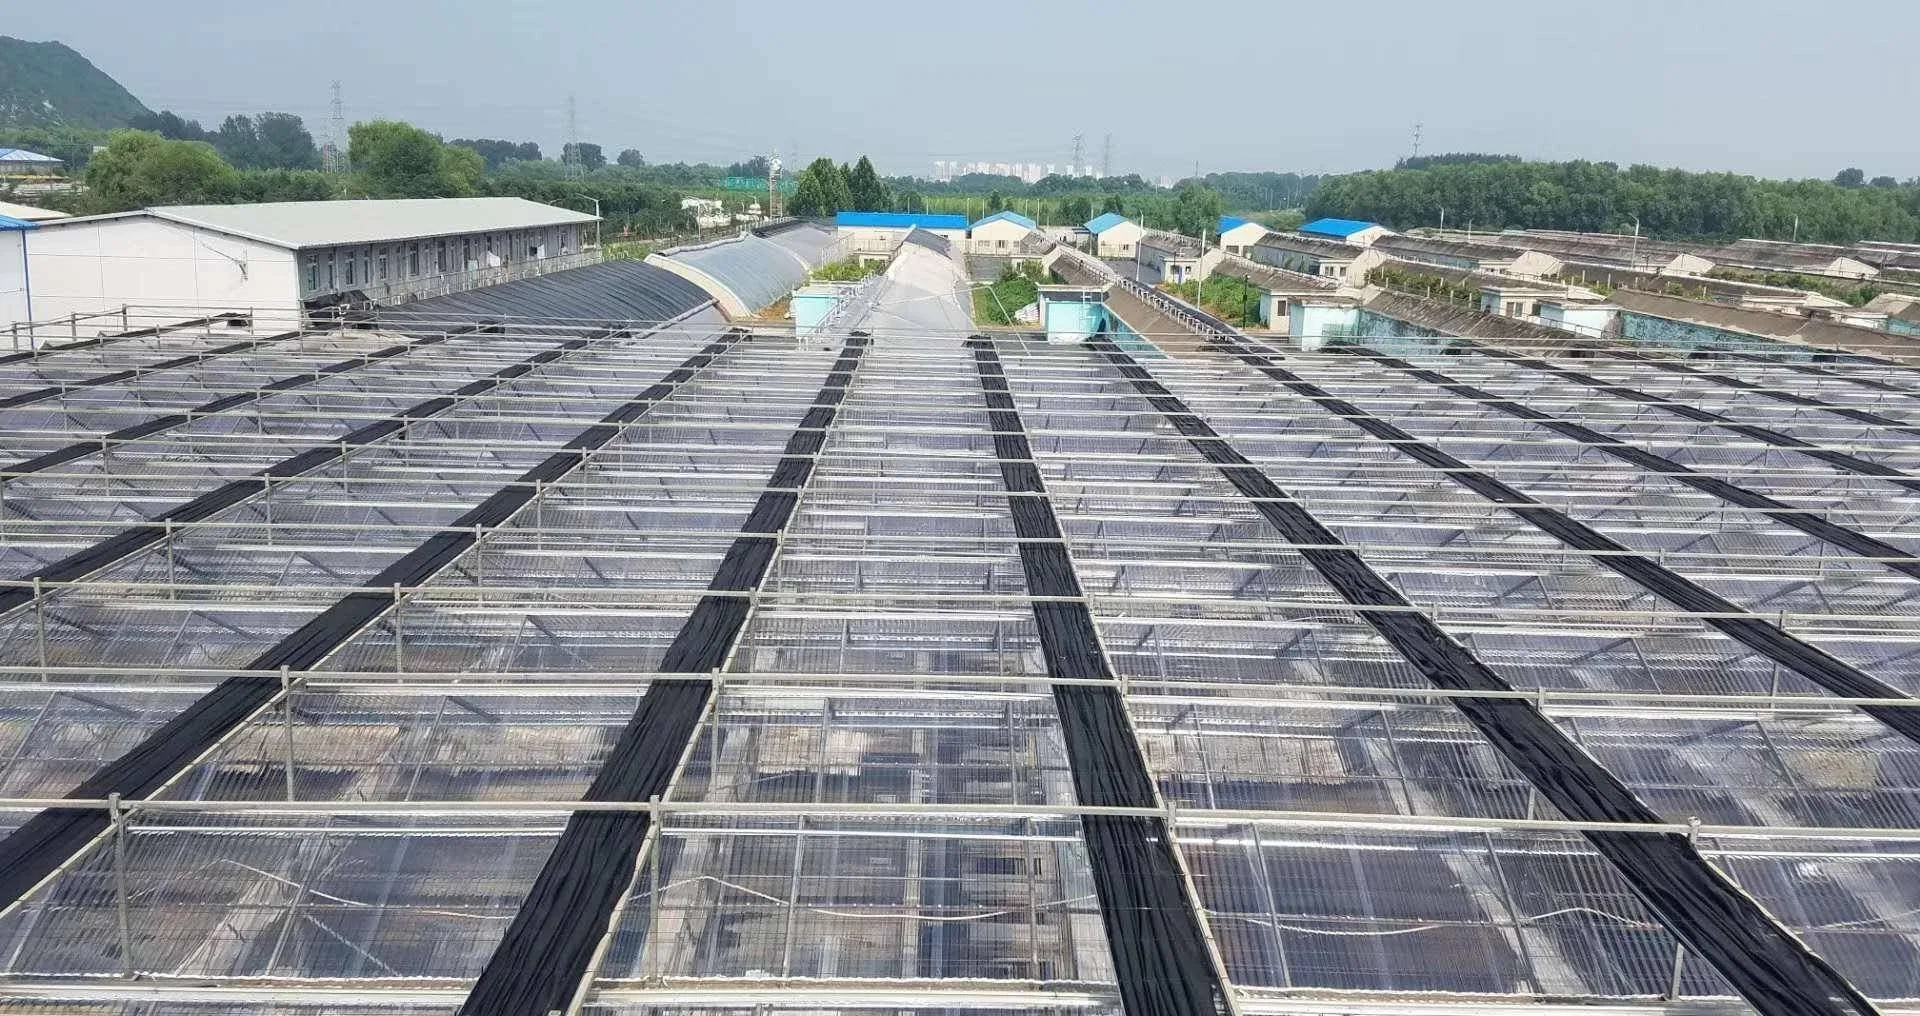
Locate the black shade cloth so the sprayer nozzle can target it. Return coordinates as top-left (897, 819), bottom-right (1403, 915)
top-left (456, 334), bottom-right (870, 1016)
top-left (0, 327), bottom-right (746, 913)
top-left (1085, 333), bottom-right (1880, 1016)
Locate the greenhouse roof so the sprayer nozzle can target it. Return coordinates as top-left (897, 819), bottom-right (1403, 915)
top-left (0, 249), bottom-right (1918, 1015)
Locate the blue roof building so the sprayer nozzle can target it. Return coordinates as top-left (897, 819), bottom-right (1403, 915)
top-left (970, 210), bottom-right (1038, 231)
top-left (1219, 215), bottom-right (1252, 234)
top-left (1085, 212), bottom-right (1131, 235)
top-left (835, 211), bottom-right (970, 231)
top-left (1299, 217), bottom-right (1387, 243)
top-left (0, 215), bottom-right (40, 231)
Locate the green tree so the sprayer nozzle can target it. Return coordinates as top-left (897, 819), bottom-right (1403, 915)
top-left (253, 113), bottom-right (322, 170)
top-left (564, 142), bottom-right (606, 170)
top-left (789, 157), bottom-right (852, 216)
top-left (1168, 185), bottom-right (1226, 238)
top-left (1058, 195), bottom-right (1093, 225)
top-left (1833, 167), bottom-right (1866, 188)
top-left (238, 168), bottom-right (337, 202)
top-left (617, 148), bottom-right (645, 167)
top-left (894, 190), bottom-right (926, 213)
top-left (83, 130), bottom-right (242, 212)
top-left (847, 155), bottom-right (890, 211)
top-left (350, 120), bottom-right (480, 198)
top-left (986, 191), bottom-right (1007, 214)
top-left (1100, 194), bottom-right (1125, 216)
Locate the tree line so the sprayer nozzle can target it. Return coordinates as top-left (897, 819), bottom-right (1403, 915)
top-left (1305, 158), bottom-right (1920, 244)
top-left (28, 119), bottom-right (692, 234)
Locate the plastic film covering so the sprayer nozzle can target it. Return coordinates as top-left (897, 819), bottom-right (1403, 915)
top-left (1, 326), bottom-right (474, 477)
top-left (1191, 332), bottom-right (1920, 745)
top-left (1080, 333), bottom-right (1880, 1016)
top-left (1348, 343), bottom-right (1920, 583)
top-left (758, 220), bottom-right (838, 268)
top-left (662, 233), bottom-right (816, 313)
top-left (968, 336), bottom-right (1228, 1016)
top-left (456, 333), bottom-right (871, 1016)
top-left (8, 270), bottom-right (1920, 1016)
top-left (0, 328), bottom-right (749, 911)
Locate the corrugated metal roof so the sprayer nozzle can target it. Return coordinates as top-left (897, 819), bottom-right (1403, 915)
top-left (1299, 217), bottom-right (1382, 239)
top-left (1219, 215), bottom-right (1256, 234)
top-left (663, 233), bottom-right (811, 311)
top-left (381, 260), bottom-right (712, 325)
top-left (80, 198), bottom-right (599, 251)
top-left (1086, 212), bottom-right (1134, 235)
top-left (0, 215), bottom-right (39, 231)
top-left (0, 149), bottom-right (62, 164)
top-left (971, 211), bottom-right (1037, 231)
top-left (834, 211), bottom-right (969, 230)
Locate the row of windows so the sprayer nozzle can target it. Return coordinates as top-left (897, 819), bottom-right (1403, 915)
top-left (302, 227), bottom-right (576, 294)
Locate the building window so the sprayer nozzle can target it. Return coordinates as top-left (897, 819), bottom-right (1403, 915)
top-left (325, 255), bottom-right (335, 291)
top-left (343, 256), bottom-right (355, 286)
top-left (436, 241), bottom-right (447, 273)
top-left (304, 257), bottom-right (318, 293)
top-left (463, 238), bottom-right (473, 268)
top-left (409, 245), bottom-right (420, 276)
top-left (377, 252), bottom-right (389, 280)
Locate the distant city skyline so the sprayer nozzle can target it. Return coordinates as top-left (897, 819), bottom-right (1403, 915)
top-left (6, 0), bottom-right (1918, 182)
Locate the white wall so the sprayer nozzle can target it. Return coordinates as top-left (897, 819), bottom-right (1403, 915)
top-left (1094, 221), bottom-right (1144, 258)
top-left (0, 231), bottom-right (27, 330)
top-left (1220, 222), bottom-right (1269, 255)
top-left (969, 220), bottom-right (1032, 253)
top-left (24, 216), bottom-right (301, 329)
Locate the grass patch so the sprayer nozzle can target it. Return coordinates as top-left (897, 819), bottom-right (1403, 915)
top-left (1163, 273), bottom-right (1266, 326)
top-left (975, 261), bottom-right (1046, 325)
top-left (813, 257), bottom-right (886, 282)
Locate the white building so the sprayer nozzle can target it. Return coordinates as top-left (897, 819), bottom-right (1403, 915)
top-left (834, 212), bottom-right (971, 256)
top-left (1, 215), bottom-right (35, 329)
top-left (1252, 233), bottom-right (1387, 283)
top-left (1086, 213), bottom-right (1145, 259)
top-left (969, 211), bottom-right (1038, 254)
top-left (1217, 216), bottom-right (1271, 257)
top-left (17, 198), bottom-right (598, 328)
top-left (1137, 230), bottom-right (1223, 285)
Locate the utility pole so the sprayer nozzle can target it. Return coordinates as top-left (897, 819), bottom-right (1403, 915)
top-left (1101, 133), bottom-right (1112, 179)
top-left (563, 95), bottom-right (582, 179)
top-left (1071, 134), bottom-right (1084, 177)
top-left (767, 150), bottom-right (781, 219)
top-left (325, 81), bottom-right (346, 174)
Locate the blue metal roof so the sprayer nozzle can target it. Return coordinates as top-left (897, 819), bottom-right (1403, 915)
top-left (1085, 212), bottom-right (1134, 235)
top-left (0, 149), bottom-right (61, 164)
top-left (0, 215), bottom-right (39, 231)
top-left (971, 210), bottom-right (1037, 231)
top-left (1299, 217), bottom-right (1381, 240)
top-left (1218, 215), bottom-right (1257, 234)
top-left (835, 211), bottom-right (969, 230)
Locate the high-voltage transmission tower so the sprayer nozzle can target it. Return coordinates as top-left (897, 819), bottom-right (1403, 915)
top-left (1071, 134), bottom-right (1084, 177)
top-left (1101, 133), bottom-right (1112, 178)
top-left (324, 81), bottom-right (346, 173)
top-left (564, 95), bottom-right (581, 178)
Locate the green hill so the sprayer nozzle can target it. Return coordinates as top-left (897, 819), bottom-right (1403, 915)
top-left (0, 37), bottom-right (150, 130)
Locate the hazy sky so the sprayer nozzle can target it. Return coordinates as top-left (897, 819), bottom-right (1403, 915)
top-left (10, 0), bottom-right (1917, 181)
